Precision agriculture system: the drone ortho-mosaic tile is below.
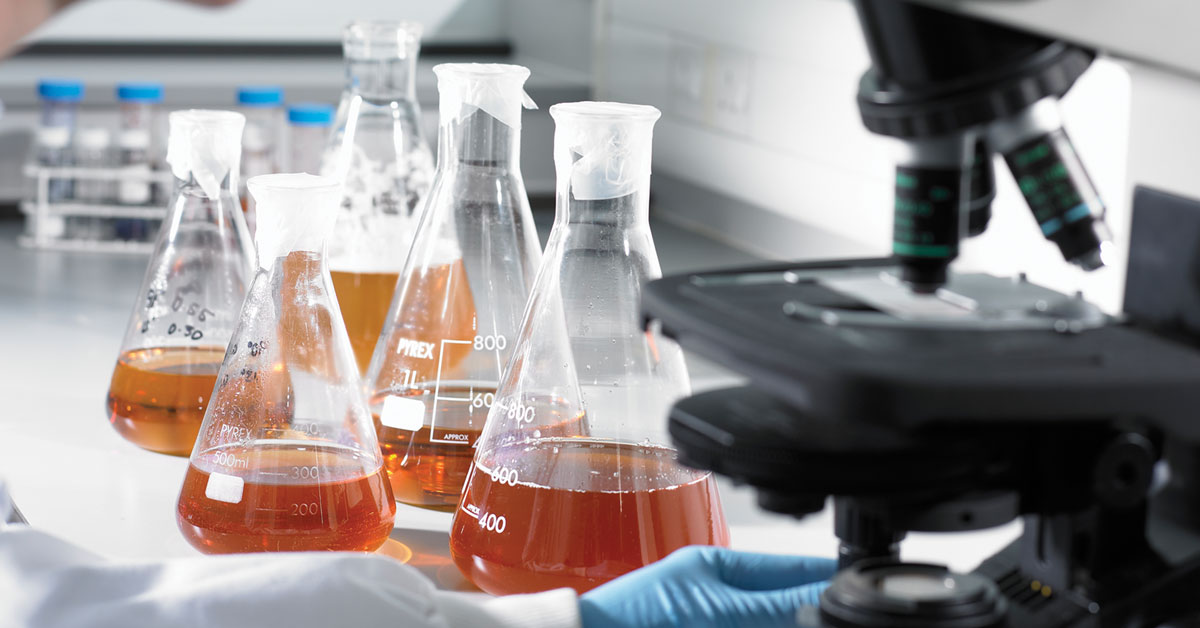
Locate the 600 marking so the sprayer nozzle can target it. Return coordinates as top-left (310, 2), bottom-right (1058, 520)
top-left (490, 466), bottom-right (519, 486)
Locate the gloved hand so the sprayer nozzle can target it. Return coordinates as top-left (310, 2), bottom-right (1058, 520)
top-left (579, 546), bottom-right (836, 628)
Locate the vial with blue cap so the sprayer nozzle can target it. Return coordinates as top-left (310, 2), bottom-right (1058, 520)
top-left (286, 102), bottom-right (334, 174)
top-left (36, 79), bottom-right (84, 203)
top-left (115, 82), bottom-right (164, 210)
top-left (236, 85), bottom-right (284, 232)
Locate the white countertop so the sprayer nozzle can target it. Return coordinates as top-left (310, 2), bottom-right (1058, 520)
top-left (0, 219), bottom-right (1020, 592)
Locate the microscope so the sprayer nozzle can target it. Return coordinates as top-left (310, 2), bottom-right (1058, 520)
top-left (642, 1), bottom-right (1200, 626)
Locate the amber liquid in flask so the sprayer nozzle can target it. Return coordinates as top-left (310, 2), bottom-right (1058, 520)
top-left (177, 443), bottom-right (395, 553)
top-left (374, 390), bottom-right (583, 511)
top-left (373, 385), bottom-right (488, 511)
top-left (325, 20), bottom-right (434, 374)
top-left (450, 101), bottom-right (728, 593)
top-left (370, 257), bottom-right (485, 509)
top-left (106, 110), bottom-right (252, 456)
top-left (178, 173), bottom-right (397, 554)
top-left (331, 269), bottom-right (401, 374)
top-left (107, 347), bottom-right (225, 456)
top-left (450, 438), bottom-right (730, 594)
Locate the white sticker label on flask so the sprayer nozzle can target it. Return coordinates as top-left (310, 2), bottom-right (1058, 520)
top-left (205, 472), bottom-right (245, 504)
top-left (380, 395), bottom-right (425, 431)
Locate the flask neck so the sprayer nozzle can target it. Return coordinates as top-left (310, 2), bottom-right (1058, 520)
top-left (271, 249), bottom-right (329, 282)
top-left (438, 111), bottom-right (521, 171)
top-left (344, 56), bottom-right (417, 101)
top-left (559, 190), bottom-right (651, 230)
top-left (174, 171), bottom-right (239, 212)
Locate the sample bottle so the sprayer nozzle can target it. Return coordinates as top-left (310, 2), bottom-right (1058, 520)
top-left (71, 127), bottom-right (115, 240)
top-left (237, 85), bottom-right (284, 234)
top-left (365, 63), bottom-right (541, 511)
top-left (176, 173), bottom-right (395, 554)
top-left (114, 83), bottom-right (163, 241)
top-left (36, 79), bottom-right (83, 204)
top-left (322, 20), bottom-right (435, 373)
top-left (106, 110), bottom-right (253, 456)
top-left (286, 103), bottom-right (335, 174)
top-left (449, 102), bottom-right (729, 595)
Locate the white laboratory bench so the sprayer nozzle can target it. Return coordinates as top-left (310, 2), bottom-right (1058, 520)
top-left (0, 217), bottom-right (1019, 592)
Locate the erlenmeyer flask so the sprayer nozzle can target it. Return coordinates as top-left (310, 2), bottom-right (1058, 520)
top-left (176, 173), bottom-right (395, 554)
top-left (106, 110), bottom-right (253, 456)
top-left (323, 20), bottom-right (435, 374)
top-left (365, 63), bottom-right (542, 512)
top-left (449, 102), bottom-right (730, 595)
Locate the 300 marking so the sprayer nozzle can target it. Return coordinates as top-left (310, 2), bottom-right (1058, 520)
top-left (292, 466), bottom-right (319, 480)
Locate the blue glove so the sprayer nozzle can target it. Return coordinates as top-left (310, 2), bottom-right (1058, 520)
top-left (579, 546), bottom-right (836, 628)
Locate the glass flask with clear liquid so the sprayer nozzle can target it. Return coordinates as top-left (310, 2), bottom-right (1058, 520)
top-left (106, 110), bottom-right (253, 456)
top-left (449, 102), bottom-right (730, 595)
top-left (365, 63), bottom-right (541, 512)
top-left (176, 173), bottom-right (395, 554)
top-left (323, 20), bottom-right (435, 374)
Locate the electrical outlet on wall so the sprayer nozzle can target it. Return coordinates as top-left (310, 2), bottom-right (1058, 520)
top-left (669, 36), bottom-right (707, 123)
top-left (711, 46), bottom-right (754, 136)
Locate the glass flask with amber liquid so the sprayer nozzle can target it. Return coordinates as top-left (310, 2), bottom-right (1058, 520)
top-left (365, 64), bottom-right (541, 512)
top-left (449, 102), bottom-right (730, 595)
top-left (106, 110), bottom-right (253, 456)
top-left (323, 20), bottom-right (435, 374)
top-left (176, 173), bottom-right (395, 554)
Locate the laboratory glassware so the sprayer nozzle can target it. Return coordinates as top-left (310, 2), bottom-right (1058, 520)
top-left (74, 127), bottom-right (113, 203)
top-left (365, 63), bottom-right (541, 511)
top-left (70, 126), bottom-right (114, 240)
top-left (176, 173), bottom-right (395, 554)
top-left (114, 124), bottom-right (155, 242)
top-left (106, 110), bottom-right (253, 456)
top-left (449, 102), bottom-right (730, 595)
top-left (36, 79), bottom-right (83, 204)
top-left (115, 83), bottom-right (163, 211)
top-left (237, 85), bottom-right (284, 234)
top-left (322, 20), bottom-right (435, 374)
top-left (286, 103), bottom-right (335, 174)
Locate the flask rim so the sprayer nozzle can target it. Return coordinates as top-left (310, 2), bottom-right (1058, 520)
top-left (550, 101), bottom-right (661, 123)
top-left (248, 172), bottom-right (340, 194)
top-left (343, 20), bottom-right (423, 59)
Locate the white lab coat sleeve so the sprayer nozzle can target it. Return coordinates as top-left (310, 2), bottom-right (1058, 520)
top-left (0, 480), bottom-right (581, 628)
top-left (0, 527), bottom-right (583, 628)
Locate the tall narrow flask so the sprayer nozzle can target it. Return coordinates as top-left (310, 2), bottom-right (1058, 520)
top-left (323, 20), bottom-right (435, 374)
top-left (366, 63), bottom-right (541, 511)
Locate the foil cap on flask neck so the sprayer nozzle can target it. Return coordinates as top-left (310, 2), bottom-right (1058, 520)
top-left (550, 101), bottom-right (660, 202)
top-left (166, 109), bottom-right (245, 200)
top-left (248, 173), bottom-right (342, 268)
top-left (434, 63), bottom-right (537, 168)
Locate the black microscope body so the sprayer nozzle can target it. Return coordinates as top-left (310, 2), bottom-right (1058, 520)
top-left (641, 2), bottom-right (1200, 626)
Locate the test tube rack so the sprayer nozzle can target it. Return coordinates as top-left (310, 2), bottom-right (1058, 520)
top-left (19, 163), bottom-right (174, 254)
